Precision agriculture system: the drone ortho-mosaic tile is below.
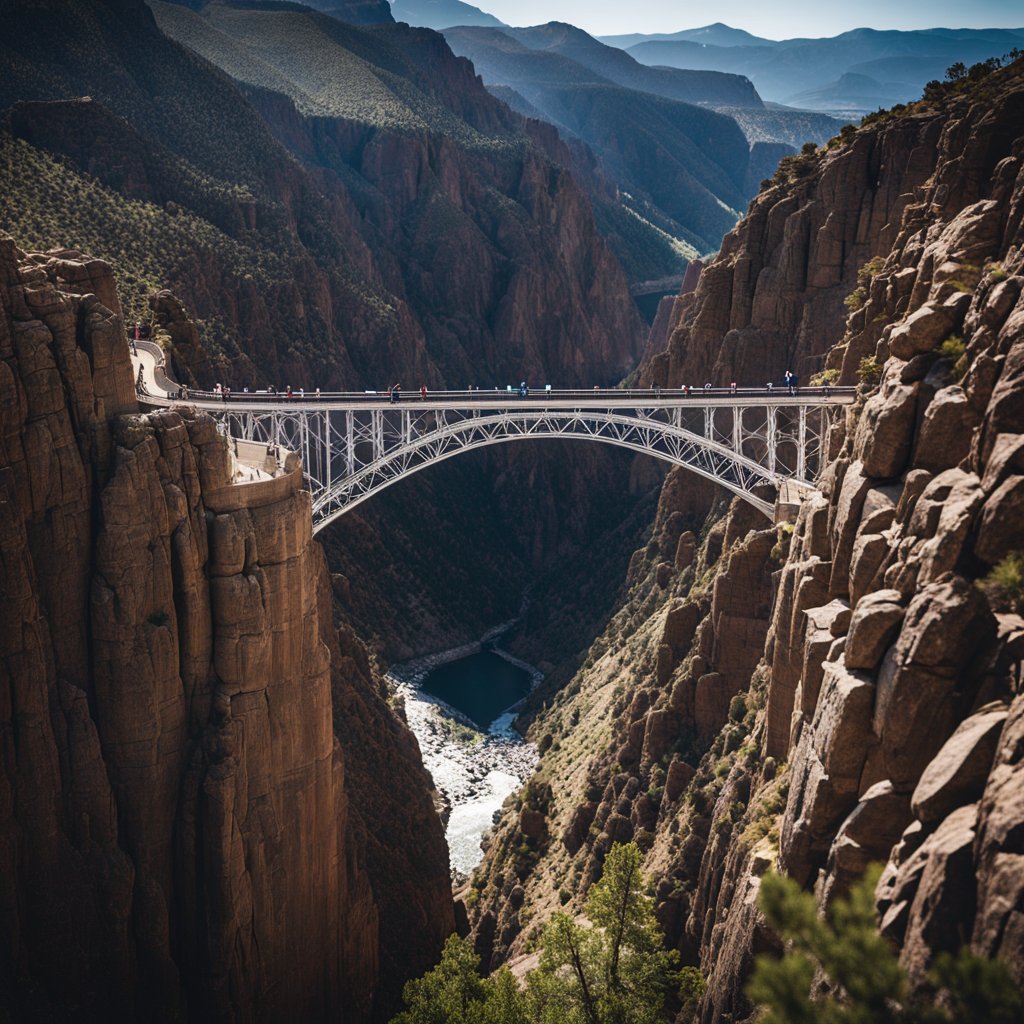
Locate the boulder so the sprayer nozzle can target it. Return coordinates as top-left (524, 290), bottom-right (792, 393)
top-left (974, 474), bottom-right (1024, 565)
top-left (971, 694), bottom-right (1024, 983)
top-left (911, 703), bottom-right (1008, 824)
top-left (664, 757), bottom-right (695, 802)
top-left (873, 577), bottom-right (994, 788)
top-left (562, 801), bottom-right (597, 856)
top-left (675, 531), bottom-right (697, 570)
top-left (909, 469), bottom-right (984, 585)
top-left (849, 532), bottom-right (891, 605)
top-left (829, 461), bottom-right (873, 597)
top-left (822, 780), bottom-right (912, 905)
top-left (851, 380), bottom-right (917, 479)
top-left (899, 804), bottom-right (979, 984)
top-left (779, 659), bottom-right (875, 885)
top-left (913, 386), bottom-right (977, 473)
top-left (845, 589), bottom-right (905, 670)
top-left (888, 302), bottom-right (953, 359)
top-left (854, 377), bottom-right (919, 477)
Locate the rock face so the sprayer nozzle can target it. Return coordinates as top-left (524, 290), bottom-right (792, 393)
top-left (0, 238), bottom-right (453, 1022)
top-left (465, 56), bottom-right (1024, 1022)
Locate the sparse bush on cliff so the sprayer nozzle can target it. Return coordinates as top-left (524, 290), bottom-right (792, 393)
top-left (809, 368), bottom-right (840, 386)
top-left (748, 867), bottom-right (1022, 1024)
top-left (979, 552), bottom-right (1024, 613)
top-left (857, 355), bottom-right (883, 387)
top-left (937, 335), bottom-right (968, 381)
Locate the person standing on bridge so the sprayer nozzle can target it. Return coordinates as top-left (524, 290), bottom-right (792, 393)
top-left (421, 385), bottom-right (427, 400)
top-left (391, 383), bottom-right (401, 403)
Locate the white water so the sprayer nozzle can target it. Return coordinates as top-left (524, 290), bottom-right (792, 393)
top-left (395, 687), bottom-right (539, 876)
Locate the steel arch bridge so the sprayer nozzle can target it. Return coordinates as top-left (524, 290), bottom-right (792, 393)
top-left (132, 341), bottom-right (853, 533)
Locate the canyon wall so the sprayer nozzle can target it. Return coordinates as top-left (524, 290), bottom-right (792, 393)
top-left (0, 237), bottom-right (453, 1022)
top-left (468, 59), bottom-right (1024, 1018)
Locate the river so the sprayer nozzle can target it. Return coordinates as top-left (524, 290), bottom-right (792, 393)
top-left (389, 647), bottom-right (539, 878)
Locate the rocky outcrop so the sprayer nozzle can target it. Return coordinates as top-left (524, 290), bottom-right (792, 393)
top-left (466, 57), bottom-right (1024, 1022)
top-left (0, 238), bottom-right (453, 1022)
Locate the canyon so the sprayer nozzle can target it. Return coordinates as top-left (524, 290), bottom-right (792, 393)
top-left (0, 1), bottom-right (1022, 1021)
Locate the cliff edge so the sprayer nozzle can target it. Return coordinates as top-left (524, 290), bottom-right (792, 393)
top-left (0, 236), bottom-right (453, 1022)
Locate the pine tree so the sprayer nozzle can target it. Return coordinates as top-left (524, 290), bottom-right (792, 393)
top-left (747, 866), bottom-right (1023, 1024)
top-left (529, 842), bottom-right (680, 1024)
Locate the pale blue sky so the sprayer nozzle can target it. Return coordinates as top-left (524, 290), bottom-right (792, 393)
top-left (471, 0), bottom-right (1024, 38)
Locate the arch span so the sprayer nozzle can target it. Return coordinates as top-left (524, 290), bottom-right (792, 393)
top-left (201, 400), bottom-right (847, 534)
top-left (309, 409), bottom-right (783, 531)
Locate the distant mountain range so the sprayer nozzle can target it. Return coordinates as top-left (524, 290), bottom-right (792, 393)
top-left (442, 24), bottom-right (756, 256)
top-left (390, 0), bottom-right (503, 29)
top-left (603, 24), bottom-right (1024, 115)
top-left (437, 20), bottom-right (847, 260)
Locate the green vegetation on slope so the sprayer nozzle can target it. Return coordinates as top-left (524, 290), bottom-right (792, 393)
top-left (152, 0), bottom-right (520, 150)
top-left (0, 131), bottom-right (275, 342)
top-left (392, 842), bottom-right (686, 1024)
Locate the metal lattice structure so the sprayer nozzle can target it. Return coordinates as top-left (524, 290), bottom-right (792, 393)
top-left (131, 345), bottom-right (852, 533)
top-left (190, 395), bottom-right (850, 533)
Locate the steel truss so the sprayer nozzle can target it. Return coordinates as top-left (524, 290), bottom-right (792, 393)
top-left (209, 401), bottom-right (839, 533)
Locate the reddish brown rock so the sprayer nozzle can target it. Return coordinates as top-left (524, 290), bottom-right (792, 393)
top-left (822, 780), bottom-right (912, 905)
top-left (911, 703), bottom-right (1008, 825)
top-left (898, 804), bottom-right (979, 984)
top-left (974, 474), bottom-right (1024, 565)
top-left (971, 694), bottom-right (1024, 984)
top-left (779, 659), bottom-right (876, 885)
top-left (0, 241), bottom-right (453, 1023)
top-left (854, 376), bottom-right (919, 479)
top-left (844, 589), bottom-right (905, 670)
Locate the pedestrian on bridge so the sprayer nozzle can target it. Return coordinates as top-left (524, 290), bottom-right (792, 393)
top-left (391, 383), bottom-right (401, 403)
top-left (421, 385), bottom-right (427, 400)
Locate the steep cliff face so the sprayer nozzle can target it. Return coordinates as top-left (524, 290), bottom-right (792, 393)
top-left (467, 58), bottom-right (1024, 1017)
top-left (641, 102), bottom-right (944, 388)
top-left (0, 237), bottom-right (453, 1022)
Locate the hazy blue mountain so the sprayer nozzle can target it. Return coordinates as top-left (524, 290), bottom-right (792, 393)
top-left (495, 22), bottom-right (763, 107)
top-left (389, 0), bottom-right (504, 29)
top-left (618, 25), bottom-right (1024, 114)
top-left (444, 24), bottom-right (754, 253)
top-left (600, 22), bottom-right (776, 50)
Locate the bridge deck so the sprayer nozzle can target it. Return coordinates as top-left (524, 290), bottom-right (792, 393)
top-left (132, 339), bottom-right (856, 412)
top-left (140, 388), bottom-right (856, 413)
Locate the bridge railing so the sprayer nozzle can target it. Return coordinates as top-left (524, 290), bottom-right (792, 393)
top-left (144, 385), bottom-right (856, 406)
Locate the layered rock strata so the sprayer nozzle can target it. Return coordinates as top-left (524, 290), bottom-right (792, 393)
top-left (0, 238), bottom-right (453, 1022)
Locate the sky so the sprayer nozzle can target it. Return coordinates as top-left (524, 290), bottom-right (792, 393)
top-left (469, 0), bottom-right (1024, 39)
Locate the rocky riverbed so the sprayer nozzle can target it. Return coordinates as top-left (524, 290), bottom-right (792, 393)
top-left (388, 638), bottom-right (541, 878)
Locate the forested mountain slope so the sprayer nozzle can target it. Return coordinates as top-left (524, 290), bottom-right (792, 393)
top-left (0, 0), bottom-right (644, 390)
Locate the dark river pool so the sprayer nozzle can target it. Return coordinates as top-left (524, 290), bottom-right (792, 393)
top-left (420, 650), bottom-right (532, 729)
